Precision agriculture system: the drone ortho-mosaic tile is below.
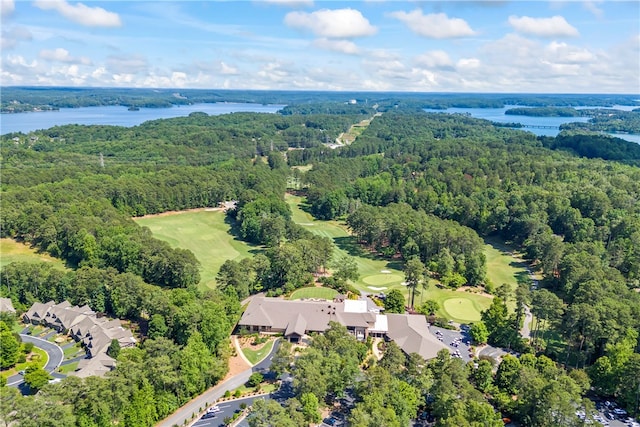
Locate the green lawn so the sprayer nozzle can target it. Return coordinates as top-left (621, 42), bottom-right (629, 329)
top-left (483, 237), bottom-right (531, 312)
top-left (242, 339), bottom-right (275, 365)
top-left (289, 287), bottom-right (338, 300)
top-left (134, 210), bottom-right (259, 290)
top-left (0, 238), bottom-right (68, 270)
top-left (63, 344), bottom-right (85, 359)
top-left (484, 237), bottom-right (529, 291)
top-left (0, 346), bottom-right (48, 381)
top-left (417, 285), bottom-right (494, 324)
top-left (227, 382), bottom-right (278, 397)
top-left (286, 194), bottom-right (407, 295)
top-left (58, 361), bottom-right (79, 374)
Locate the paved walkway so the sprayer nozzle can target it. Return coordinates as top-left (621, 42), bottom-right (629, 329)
top-left (60, 355), bottom-right (86, 366)
top-left (232, 336), bottom-right (253, 367)
top-left (371, 338), bottom-right (383, 360)
top-left (521, 305), bottom-right (532, 340)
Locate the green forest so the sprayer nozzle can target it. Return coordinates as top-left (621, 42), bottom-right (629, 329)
top-left (1, 94), bottom-right (639, 426)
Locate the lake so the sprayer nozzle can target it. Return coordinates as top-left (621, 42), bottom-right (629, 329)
top-left (423, 106), bottom-right (640, 143)
top-left (0, 103), bottom-right (286, 135)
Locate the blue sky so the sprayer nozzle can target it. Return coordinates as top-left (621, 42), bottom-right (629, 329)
top-left (1, 0), bottom-right (638, 93)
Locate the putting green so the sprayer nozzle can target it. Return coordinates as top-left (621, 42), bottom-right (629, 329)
top-left (289, 287), bottom-right (338, 300)
top-left (362, 274), bottom-right (403, 286)
top-left (442, 297), bottom-right (483, 323)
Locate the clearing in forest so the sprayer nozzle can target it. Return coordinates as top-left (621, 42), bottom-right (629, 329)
top-left (134, 210), bottom-right (257, 290)
top-left (0, 238), bottom-right (68, 270)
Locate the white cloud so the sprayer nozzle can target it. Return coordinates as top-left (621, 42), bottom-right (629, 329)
top-left (1, 0), bottom-right (14, 17)
top-left (583, 1), bottom-right (604, 19)
top-left (91, 67), bottom-right (107, 80)
top-left (313, 38), bottom-right (360, 55)
top-left (284, 8), bottom-right (377, 38)
top-left (457, 58), bottom-right (481, 69)
top-left (220, 61), bottom-right (238, 75)
top-left (5, 54), bottom-right (37, 69)
top-left (33, 0), bottom-right (121, 27)
top-left (545, 41), bottom-right (595, 64)
top-left (414, 50), bottom-right (454, 69)
top-left (1, 26), bottom-right (32, 49)
top-left (389, 10), bottom-right (475, 39)
top-left (39, 48), bottom-right (92, 65)
top-left (508, 15), bottom-right (579, 38)
top-left (259, 0), bottom-right (314, 7)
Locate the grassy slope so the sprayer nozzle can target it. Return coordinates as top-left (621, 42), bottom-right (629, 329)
top-left (0, 238), bottom-right (68, 270)
top-left (134, 210), bottom-right (258, 290)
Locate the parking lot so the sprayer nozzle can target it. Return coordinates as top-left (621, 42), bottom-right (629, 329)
top-left (429, 325), bottom-right (474, 362)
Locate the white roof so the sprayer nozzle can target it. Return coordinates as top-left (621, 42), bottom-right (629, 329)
top-left (344, 299), bottom-right (367, 313)
top-left (370, 314), bottom-right (388, 333)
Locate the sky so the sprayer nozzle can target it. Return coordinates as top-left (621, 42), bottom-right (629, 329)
top-left (1, 0), bottom-right (639, 93)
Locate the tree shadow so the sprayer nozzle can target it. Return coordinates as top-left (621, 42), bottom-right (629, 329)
top-left (385, 260), bottom-right (404, 272)
top-left (223, 213), bottom-right (264, 255)
top-left (333, 236), bottom-right (373, 259)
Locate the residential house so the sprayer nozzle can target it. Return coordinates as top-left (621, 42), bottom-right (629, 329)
top-left (73, 353), bottom-right (116, 378)
top-left (23, 300), bottom-right (56, 325)
top-left (23, 300), bottom-right (136, 377)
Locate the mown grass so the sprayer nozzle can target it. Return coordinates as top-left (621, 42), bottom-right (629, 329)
top-left (0, 238), bottom-right (68, 270)
top-left (58, 361), bottom-right (79, 374)
top-left (63, 344), bottom-right (85, 359)
top-left (0, 346), bottom-right (48, 381)
top-left (242, 339), bottom-right (275, 365)
top-left (286, 194), bottom-right (407, 295)
top-left (484, 237), bottom-right (530, 291)
top-left (289, 287), bottom-right (338, 301)
top-left (228, 382), bottom-right (278, 397)
top-left (134, 210), bottom-right (259, 290)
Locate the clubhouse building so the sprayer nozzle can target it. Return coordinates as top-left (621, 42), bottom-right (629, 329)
top-left (238, 296), bottom-right (449, 360)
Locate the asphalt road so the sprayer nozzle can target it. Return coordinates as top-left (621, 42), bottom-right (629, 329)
top-left (193, 378), bottom-right (295, 427)
top-left (7, 334), bottom-right (64, 388)
top-left (157, 340), bottom-right (281, 427)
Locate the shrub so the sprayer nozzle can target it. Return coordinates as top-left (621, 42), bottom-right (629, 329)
top-left (224, 390), bottom-right (231, 398)
top-left (234, 389), bottom-right (242, 398)
top-left (247, 372), bottom-right (264, 387)
top-left (23, 342), bottom-right (34, 354)
top-left (17, 354), bottom-right (26, 363)
top-left (240, 403), bottom-right (247, 410)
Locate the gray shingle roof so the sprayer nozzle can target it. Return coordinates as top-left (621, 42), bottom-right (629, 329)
top-left (285, 313), bottom-right (307, 337)
top-left (0, 298), bottom-right (15, 313)
top-left (239, 297), bottom-right (448, 360)
top-left (385, 314), bottom-right (449, 360)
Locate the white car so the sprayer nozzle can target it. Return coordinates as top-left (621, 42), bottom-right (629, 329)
top-left (207, 406), bottom-right (221, 414)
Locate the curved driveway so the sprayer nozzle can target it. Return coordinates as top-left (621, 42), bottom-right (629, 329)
top-left (7, 334), bottom-right (64, 387)
top-left (158, 340), bottom-right (280, 427)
